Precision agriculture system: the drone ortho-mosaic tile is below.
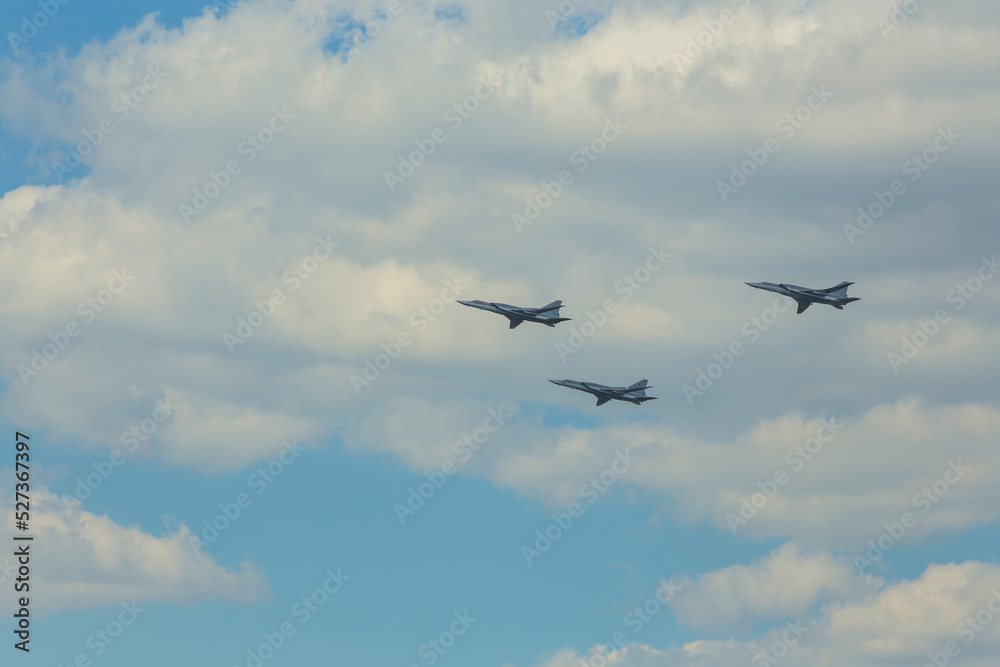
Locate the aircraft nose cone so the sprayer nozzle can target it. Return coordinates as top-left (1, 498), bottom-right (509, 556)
top-left (456, 300), bottom-right (473, 306)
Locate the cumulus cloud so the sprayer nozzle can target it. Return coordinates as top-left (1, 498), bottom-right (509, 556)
top-left (528, 557), bottom-right (1000, 667)
top-left (667, 542), bottom-right (877, 634)
top-left (0, 0), bottom-right (997, 530)
top-left (0, 487), bottom-right (269, 613)
top-left (0, 2), bottom-right (997, 665)
top-left (422, 399), bottom-right (997, 548)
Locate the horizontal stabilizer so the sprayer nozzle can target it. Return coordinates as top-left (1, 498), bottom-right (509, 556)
top-left (833, 297), bottom-right (861, 310)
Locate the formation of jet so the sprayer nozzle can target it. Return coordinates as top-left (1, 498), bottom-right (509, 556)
top-left (461, 281), bottom-right (858, 407)
top-left (745, 281), bottom-right (860, 314)
top-left (549, 379), bottom-right (657, 406)
top-left (457, 299), bottom-right (570, 329)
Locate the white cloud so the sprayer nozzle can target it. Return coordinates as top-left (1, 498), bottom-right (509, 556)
top-left (0, 487), bottom-right (269, 613)
top-left (0, 0), bottom-right (998, 663)
top-left (668, 542), bottom-right (877, 634)
top-left (528, 556), bottom-right (1000, 667)
top-left (438, 399), bottom-right (1000, 548)
top-left (0, 0), bottom-right (997, 512)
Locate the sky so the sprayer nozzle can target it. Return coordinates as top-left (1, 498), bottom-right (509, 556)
top-left (0, 0), bottom-right (998, 665)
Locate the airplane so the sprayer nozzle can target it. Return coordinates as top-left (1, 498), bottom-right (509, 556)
top-left (549, 379), bottom-right (657, 406)
top-left (745, 281), bottom-right (860, 314)
top-left (457, 299), bottom-right (570, 329)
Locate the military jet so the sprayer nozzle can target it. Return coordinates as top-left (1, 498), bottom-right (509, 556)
top-left (549, 379), bottom-right (657, 406)
top-left (457, 299), bottom-right (570, 329)
top-left (745, 281), bottom-right (860, 314)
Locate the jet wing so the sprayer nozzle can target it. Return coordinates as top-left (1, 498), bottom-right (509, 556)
top-left (782, 285), bottom-right (825, 297)
top-left (796, 301), bottom-right (811, 314)
top-left (596, 397), bottom-right (610, 406)
top-left (505, 301), bottom-right (563, 315)
top-left (505, 306), bottom-right (555, 315)
top-left (509, 319), bottom-right (523, 329)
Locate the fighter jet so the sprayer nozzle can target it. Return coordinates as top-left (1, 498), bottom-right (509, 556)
top-left (549, 379), bottom-right (657, 406)
top-left (745, 281), bottom-right (860, 314)
top-left (457, 299), bottom-right (570, 329)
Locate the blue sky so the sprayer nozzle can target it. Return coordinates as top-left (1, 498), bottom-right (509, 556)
top-left (1, 1), bottom-right (999, 666)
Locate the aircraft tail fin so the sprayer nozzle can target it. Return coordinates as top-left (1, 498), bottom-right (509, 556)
top-left (537, 300), bottom-right (564, 314)
top-left (821, 281), bottom-right (854, 296)
top-left (626, 379), bottom-right (651, 396)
